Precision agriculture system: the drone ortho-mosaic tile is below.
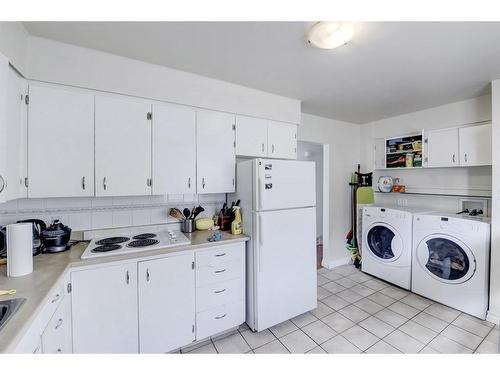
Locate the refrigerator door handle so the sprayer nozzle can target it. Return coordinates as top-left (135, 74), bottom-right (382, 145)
top-left (257, 214), bottom-right (263, 272)
top-left (257, 176), bottom-right (263, 211)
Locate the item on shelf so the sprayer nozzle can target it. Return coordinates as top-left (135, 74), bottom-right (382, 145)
top-left (405, 153), bottom-right (414, 168)
top-left (413, 154), bottom-right (422, 167)
top-left (195, 217), bottom-right (214, 231)
top-left (41, 219), bottom-right (72, 253)
top-left (208, 230), bottom-right (223, 242)
top-left (392, 178), bottom-right (406, 193)
top-left (377, 176), bottom-right (394, 193)
top-left (412, 140), bottom-right (422, 150)
top-left (231, 206), bottom-right (242, 235)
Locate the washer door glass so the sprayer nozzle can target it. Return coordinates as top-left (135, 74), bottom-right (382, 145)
top-left (417, 235), bottom-right (476, 284)
top-left (366, 224), bottom-right (403, 262)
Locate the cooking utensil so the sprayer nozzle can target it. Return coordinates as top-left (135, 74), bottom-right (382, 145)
top-left (181, 219), bottom-right (195, 233)
top-left (41, 220), bottom-right (72, 253)
top-left (169, 208), bottom-right (185, 220)
top-left (183, 208), bottom-right (191, 219)
top-left (192, 206), bottom-right (205, 219)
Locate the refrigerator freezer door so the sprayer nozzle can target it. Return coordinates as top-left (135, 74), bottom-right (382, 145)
top-left (253, 207), bottom-right (317, 331)
top-left (257, 159), bottom-right (316, 211)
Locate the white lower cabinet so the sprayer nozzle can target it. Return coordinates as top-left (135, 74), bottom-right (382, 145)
top-left (138, 253), bottom-right (195, 353)
top-left (41, 296), bottom-right (72, 353)
top-left (71, 263), bottom-right (138, 353)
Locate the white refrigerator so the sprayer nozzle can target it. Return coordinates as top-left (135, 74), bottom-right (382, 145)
top-left (232, 158), bottom-right (317, 331)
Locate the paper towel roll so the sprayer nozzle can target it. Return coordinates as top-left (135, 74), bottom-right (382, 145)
top-left (7, 223), bottom-right (33, 277)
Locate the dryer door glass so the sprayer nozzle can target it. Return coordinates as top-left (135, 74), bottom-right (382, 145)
top-left (367, 225), bottom-right (399, 260)
top-left (425, 238), bottom-right (469, 281)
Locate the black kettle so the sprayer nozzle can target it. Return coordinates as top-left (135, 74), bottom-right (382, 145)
top-left (41, 220), bottom-right (72, 253)
top-left (16, 219), bottom-right (47, 256)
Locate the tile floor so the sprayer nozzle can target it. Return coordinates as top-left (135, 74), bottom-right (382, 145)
top-left (182, 264), bottom-right (499, 354)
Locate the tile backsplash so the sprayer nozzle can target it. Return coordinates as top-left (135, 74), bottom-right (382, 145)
top-left (0, 194), bottom-right (226, 231)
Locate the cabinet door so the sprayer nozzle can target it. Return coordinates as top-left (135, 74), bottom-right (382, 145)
top-left (0, 54), bottom-right (7, 203)
top-left (426, 128), bottom-right (459, 167)
top-left (268, 121), bottom-right (297, 159)
top-left (71, 263), bottom-right (138, 353)
top-left (28, 85), bottom-right (94, 198)
top-left (1, 67), bottom-right (27, 202)
top-left (373, 138), bottom-right (386, 170)
top-left (235, 115), bottom-right (268, 157)
top-left (138, 253), bottom-right (195, 353)
top-left (459, 124), bottom-right (492, 166)
top-left (196, 110), bottom-right (236, 193)
top-left (152, 103), bottom-right (196, 195)
top-left (95, 96), bottom-right (152, 196)
top-left (41, 296), bottom-right (71, 354)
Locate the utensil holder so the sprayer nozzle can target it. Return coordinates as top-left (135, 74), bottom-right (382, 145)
top-left (182, 219), bottom-right (195, 233)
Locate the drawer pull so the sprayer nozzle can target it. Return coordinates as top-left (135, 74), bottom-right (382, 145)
top-left (57, 348), bottom-right (62, 353)
top-left (215, 314), bottom-right (227, 320)
top-left (214, 288), bottom-right (226, 294)
top-left (51, 294), bottom-right (61, 303)
top-left (214, 269), bottom-right (226, 274)
top-left (215, 253), bottom-right (226, 257)
top-left (55, 318), bottom-right (63, 330)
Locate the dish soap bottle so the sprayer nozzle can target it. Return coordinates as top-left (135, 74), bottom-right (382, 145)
top-left (231, 206), bottom-right (242, 235)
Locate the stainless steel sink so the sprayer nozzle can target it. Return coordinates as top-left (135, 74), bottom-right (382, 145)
top-left (0, 298), bottom-right (26, 331)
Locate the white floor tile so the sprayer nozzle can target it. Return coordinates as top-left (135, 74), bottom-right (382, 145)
top-left (411, 312), bottom-right (448, 333)
top-left (366, 292), bottom-right (396, 307)
top-left (428, 335), bottom-right (472, 354)
top-left (399, 320), bottom-right (438, 344)
top-left (185, 342), bottom-right (217, 354)
top-left (387, 301), bottom-right (420, 319)
top-left (359, 316), bottom-right (395, 338)
top-left (419, 346), bottom-right (440, 354)
top-left (374, 308), bottom-right (409, 328)
top-left (322, 270), bottom-right (344, 281)
top-left (441, 325), bottom-right (483, 350)
top-left (379, 286), bottom-right (409, 300)
top-left (338, 304), bottom-right (370, 323)
top-left (311, 301), bottom-right (335, 319)
top-left (474, 340), bottom-right (498, 354)
top-left (280, 330), bottom-right (317, 353)
top-left (485, 328), bottom-right (499, 344)
top-left (291, 311), bottom-right (318, 327)
top-left (213, 333), bottom-right (251, 353)
top-left (399, 294), bottom-right (432, 311)
top-left (321, 335), bottom-right (362, 353)
top-left (347, 272), bottom-right (373, 283)
top-left (269, 320), bottom-right (298, 338)
top-left (451, 314), bottom-right (493, 338)
top-left (350, 284), bottom-right (376, 297)
top-left (336, 277), bottom-right (358, 288)
top-left (322, 294), bottom-right (351, 310)
top-left (254, 340), bottom-right (290, 354)
top-left (322, 281), bottom-right (346, 294)
top-left (317, 286), bottom-right (332, 300)
top-left (307, 345), bottom-right (327, 354)
top-left (334, 265), bottom-right (359, 276)
top-left (383, 330), bottom-right (425, 353)
top-left (365, 340), bottom-right (401, 354)
top-left (341, 325), bottom-right (379, 351)
top-left (240, 328), bottom-right (275, 349)
top-left (424, 303), bottom-right (461, 323)
top-left (336, 288), bottom-right (364, 303)
top-left (363, 278), bottom-right (390, 291)
top-left (321, 312), bottom-right (355, 333)
top-left (317, 274), bottom-right (330, 286)
top-left (301, 320), bottom-right (337, 344)
top-left (354, 298), bottom-right (384, 315)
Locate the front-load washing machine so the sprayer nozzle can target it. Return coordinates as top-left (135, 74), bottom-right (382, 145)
top-left (412, 212), bottom-right (490, 319)
top-left (362, 206), bottom-right (424, 290)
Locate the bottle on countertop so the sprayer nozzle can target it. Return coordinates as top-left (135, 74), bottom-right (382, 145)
top-left (231, 206), bottom-right (242, 235)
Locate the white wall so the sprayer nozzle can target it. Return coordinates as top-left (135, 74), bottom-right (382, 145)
top-left (298, 113), bottom-right (361, 267)
top-left (490, 80), bottom-right (500, 323)
top-left (25, 36), bottom-right (300, 124)
top-left (0, 22), bottom-right (29, 74)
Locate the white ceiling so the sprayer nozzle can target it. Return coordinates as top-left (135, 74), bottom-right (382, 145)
top-left (23, 22), bottom-right (500, 124)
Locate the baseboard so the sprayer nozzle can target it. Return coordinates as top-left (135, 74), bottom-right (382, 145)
top-left (486, 310), bottom-right (500, 324)
top-left (323, 256), bottom-right (351, 270)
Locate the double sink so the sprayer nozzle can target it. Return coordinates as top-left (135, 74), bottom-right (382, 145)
top-left (0, 298), bottom-right (25, 331)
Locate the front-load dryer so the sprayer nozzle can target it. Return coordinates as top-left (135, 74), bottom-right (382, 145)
top-left (362, 206), bottom-right (424, 290)
top-left (412, 212), bottom-right (490, 319)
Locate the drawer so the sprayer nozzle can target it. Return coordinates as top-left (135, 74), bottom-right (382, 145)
top-left (39, 282), bottom-right (65, 324)
top-left (196, 301), bottom-right (245, 341)
top-left (196, 278), bottom-right (244, 312)
top-left (41, 297), bottom-right (71, 354)
top-left (196, 259), bottom-right (244, 286)
top-left (195, 244), bottom-right (245, 268)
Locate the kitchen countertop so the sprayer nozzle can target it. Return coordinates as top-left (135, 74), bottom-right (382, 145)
top-left (0, 231), bottom-right (249, 353)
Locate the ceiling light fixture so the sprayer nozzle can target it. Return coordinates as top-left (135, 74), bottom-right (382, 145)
top-left (307, 22), bottom-right (354, 50)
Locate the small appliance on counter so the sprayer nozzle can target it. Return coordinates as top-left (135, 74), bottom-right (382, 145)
top-left (40, 220), bottom-right (72, 253)
top-left (16, 219), bottom-right (46, 255)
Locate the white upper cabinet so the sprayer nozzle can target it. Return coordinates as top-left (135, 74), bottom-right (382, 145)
top-left (373, 138), bottom-right (386, 170)
top-left (268, 121), bottom-right (297, 160)
top-left (235, 115), bottom-right (268, 157)
top-left (426, 128), bottom-right (459, 168)
top-left (152, 103), bottom-right (196, 195)
top-left (196, 110), bottom-right (236, 193)
top-left (95, 96), bottom-right (152, 196)
top-left (71, 263), bottom-right (139, 353)
top-left (1, 67), bottom-right (27, 202)
top-left (459, 123), bottom-right (492, 167)
top-left (28, 85), bottom-right (94, 198)
top-left (138, 253), bottom-right (195, 353)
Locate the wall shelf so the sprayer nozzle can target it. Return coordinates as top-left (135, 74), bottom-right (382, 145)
top-left (374, 191), bottom-right (492, 199)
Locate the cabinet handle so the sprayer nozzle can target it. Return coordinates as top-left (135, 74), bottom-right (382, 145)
top-left (146, 268), bottom-right (150, 282)
top-left (215, 253), bottom-right (226, 257)
top-left (54, 318), bottom-right (63, 330)
top-left (81, 176), bottom-right (86, 190)
top-left (103, 177), bottom-right (107, 191)
top-left (452, 154), bottom-right (455, 164)
top-left (214, 269), bottom-right (226, 274)
top-left (272, 144), bottom-right (275, 153)
top-left (0, 175), bottom-right (5, 193)
top-left (215, 314), bottom-right (227, 320)
top-left (261, 143), bottom-right (265, 153)
top-left (214, 289), bottom-right (226, 294)
top-left (202, 178), bottom-right (206, 189)
top-left (188, 177), bottom-right (191, 189)
top-left (57, 348), bottom-right (62, 353)
top-left (464, 153), bottom-right (468, 163)
top-left (24, 177), bottom-right (28, 188)
top-left (126, 270), bottom-right (130, 284)
top-left (51, 294), bottom-right (61, 304)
